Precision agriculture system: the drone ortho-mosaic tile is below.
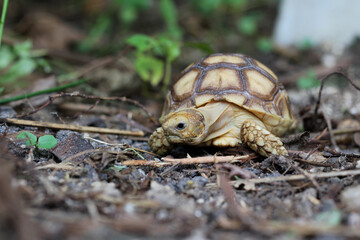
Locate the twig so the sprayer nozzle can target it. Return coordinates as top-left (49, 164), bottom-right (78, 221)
top-left (16, 92), bottom-right (157, 124)
top-left (333, 127), bottom-right (360, 135)
top-left (324, 146), bottom-right (360, 158)
top-left (292, 163), bottom-right (321, 190)
top-left (228, 169), bottom-right (360, 188)
top-left (83, 136), bottom-right (160, 157)
top-left (293, 157), bottom-right (333, 167)
top-left (219, 173), bottom-right (256, 228)
top-left (315, 71), bottom-right (360, 116)
top-left (0, 79), bottom-right (87, 104)
top-left (323, 112), bottom-right (338, 149)
top-left (121, 154), bottom-right (256, 167)
top-left (162, 154), bottom-right (257, 164)
top-left (0, 118), bottom-right (144, 136)
top-left (313, 128), bottom-right (327, 141)
top-left (121, 160), bottom-right (170, 167)
top-left (76, 46), bottom-right (132, 79)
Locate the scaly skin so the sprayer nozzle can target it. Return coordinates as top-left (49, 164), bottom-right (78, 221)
top-left (240, 120), bottom-right (288, 157)
top-left (148, 127), bottom-right (173, 156)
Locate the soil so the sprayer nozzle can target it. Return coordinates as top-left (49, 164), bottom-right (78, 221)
top-left (1, 1), bottom-right (360, 239)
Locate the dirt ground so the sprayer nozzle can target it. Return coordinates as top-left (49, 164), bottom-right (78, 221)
top-left (1, 1), bottom-right (360, 240)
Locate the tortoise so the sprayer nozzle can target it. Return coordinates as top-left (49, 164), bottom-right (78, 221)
top-left (149, 53), bottom-right (295, 157)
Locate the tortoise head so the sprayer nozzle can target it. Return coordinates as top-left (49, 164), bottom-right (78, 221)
top-left (161, 109), bottom-right (206, 145)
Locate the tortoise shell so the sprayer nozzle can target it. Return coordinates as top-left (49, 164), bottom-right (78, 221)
top-left (161, 53), bottom-right (295, 136)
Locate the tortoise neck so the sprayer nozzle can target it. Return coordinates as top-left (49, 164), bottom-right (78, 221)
top-left (196, 102), bottom-right (235, 134)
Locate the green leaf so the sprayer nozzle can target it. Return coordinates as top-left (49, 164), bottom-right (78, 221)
top-left (0, 45), bottom-right (15, 69)
top-left (115, 0), bottom-right (151, 25)
top-left (135, 56), bottom-right (164, 86)
top-left (108, 164), bottom-right (127, 172)
top-left (13, 41), bottom-right (32, 58)
top-left (37, 135), bottom-right (57, 149)
top-left (0, 58), bottom-right (37, 84)
top-left (17, 132), bottom-right (37, 146)
top-left (190, 0), bottom-right (221, 14)
top-left (120, 6), bottom-right (137, 24)
top-left (159, 0), bottom-right (182, 39)
top-left (316, 209), bottom-right (342, 227)
top-left (225, 0), bottom-right (246, 9)
top-left (297, 69), bottom-right (320, 89)
top-left (126, 34), bottom-right (158, 52)
top-left (0, 87), bottom-right (4, 94)
top-left (256, 38), bottom-right (273, 53)
top-left (237, 15), bottom-right (257, 36)
top-left (185, 42), bottom-right (214, 54)
top-left (77, 15), bottom-right (111, 53)
top-left (36, 58), bottom-right (52, 73)
top-left (298, 38), bottom-right (314, 50)
top-left (157, 37), bottom-right (180, 61)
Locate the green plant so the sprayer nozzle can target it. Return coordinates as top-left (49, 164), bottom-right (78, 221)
top-left (107, 163), bottom-right (127, 172)
top-left (115, 0), bottom-right (150, 26)
top-left (256, 37), bottom-right (273, 53)
top-left (17, 132), bottom-right (57, 149)
top-left (0, 41), bottom-right (51, 88)
top-left (297, 69), bottom-right (321, 89)
top-left (77, 15), bottom-right (111, 53)
top-left (190, 0), bottom-right (246, 14)
top-left (126, 34), bottom-right (180, 89)
top-left (0, 0), bottom-right (9, 48)
top-left (159, 0), bottom-right (182, 39)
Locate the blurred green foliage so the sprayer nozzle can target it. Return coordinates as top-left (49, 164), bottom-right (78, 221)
top-left (0, 41), bottom-right (51, 92)
top-left (297, 69), bottom-right (321, 89)
top-left (0, 0), bottom-right (281, 94)
top-left (126, 34), bottom-right (180, 88)
top-left (78, 15), bottom-right (111, 53)
top-left (190, 0), bottom-right (247, 14)
top-left (159, 0), bottom-right (182, 39)
top-left (115, 0), bottom-right (150, 26)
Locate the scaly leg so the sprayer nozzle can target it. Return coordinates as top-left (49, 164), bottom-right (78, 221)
top-left (240, 120), bottom-right (288, 157)
top-left (148, 127), bottom-right (173, 156)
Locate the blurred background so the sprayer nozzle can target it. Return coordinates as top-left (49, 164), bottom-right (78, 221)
top-left (1, 0), bottom-right (360, 107)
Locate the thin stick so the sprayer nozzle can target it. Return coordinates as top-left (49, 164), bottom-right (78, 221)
top-left (314, 71), bottom-right (360, 116)
top-left (16, 92), bottom-right (158, 124)
top-left (324, 146), bottom-right (360, 158)
top-left (0, 118), bottom-right (144, 136)
top-left (0, 0), bottom-right (9, 48)
top-left (121, 154), bottom-right (256, 167)
top-left (162, 154), bottom-right (256, 164)
top-left (0, 78), bottom-right (87, 104)
top-left (230, 169), bottom-right (360, 187)
top-left (333, 127), bottom-right (360, 135)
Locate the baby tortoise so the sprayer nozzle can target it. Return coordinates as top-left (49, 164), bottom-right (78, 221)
top-left (149, 53), bottom-right (296, 157)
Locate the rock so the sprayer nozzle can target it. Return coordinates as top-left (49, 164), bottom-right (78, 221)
top-left (50, 131), bottom-right (94, 162)
top-left (0, 106), bottom-right (16, 118)
top-left (341, 185), bottom-right (360, 211)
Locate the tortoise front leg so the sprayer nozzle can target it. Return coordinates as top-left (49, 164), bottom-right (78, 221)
top-left (149, 127), bottom-right (173, 156)
top-left (240, 120), bottom-right (288, 157)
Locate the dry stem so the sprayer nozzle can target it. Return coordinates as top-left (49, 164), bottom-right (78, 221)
top-left (1, 118), bottom-right (144, 136)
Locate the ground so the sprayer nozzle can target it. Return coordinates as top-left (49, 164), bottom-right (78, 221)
top-left (1, 1), bottom-right (360, 239)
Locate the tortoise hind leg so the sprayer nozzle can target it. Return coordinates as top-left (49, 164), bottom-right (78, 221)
top-left (240, 120), bottom-right (288, 157)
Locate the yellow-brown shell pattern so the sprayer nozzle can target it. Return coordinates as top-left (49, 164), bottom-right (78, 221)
top-left (161, 53), bottom-right (295, 131)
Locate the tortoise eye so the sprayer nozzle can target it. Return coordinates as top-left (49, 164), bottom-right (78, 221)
top-left (176, 122), bottom-right (186, 130)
